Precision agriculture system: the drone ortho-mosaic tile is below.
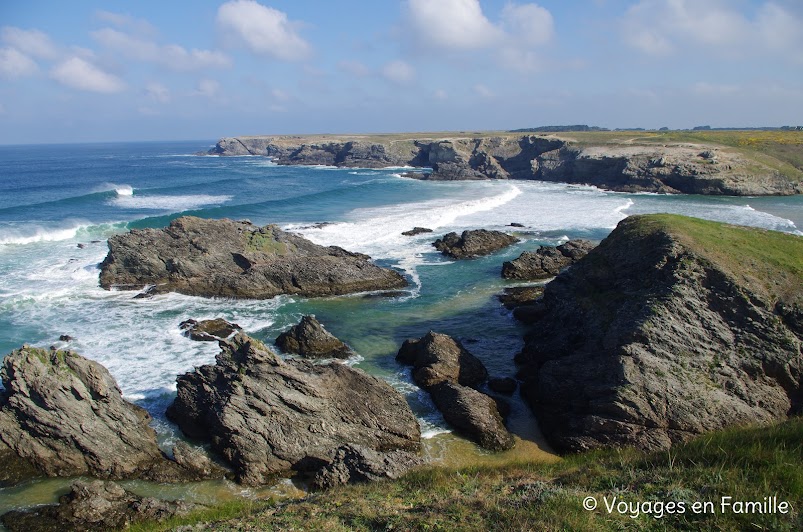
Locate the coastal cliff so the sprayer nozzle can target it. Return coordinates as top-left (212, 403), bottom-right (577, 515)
top-left (207, 132), bottom-right (803, 196)
top-left (516, 214), bottom-right (803, 452)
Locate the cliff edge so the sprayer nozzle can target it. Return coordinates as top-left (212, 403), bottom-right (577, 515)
top-left (206, 132), bottom-right (803, 196)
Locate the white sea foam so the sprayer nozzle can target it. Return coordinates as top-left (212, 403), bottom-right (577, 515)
top-left (0, 225), bottom-right (85, 246)
top-left (110, 193), bottom-right (232, 211)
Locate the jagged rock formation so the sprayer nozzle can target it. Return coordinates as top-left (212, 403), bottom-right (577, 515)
top-left (497, 286), bottom-right (545, 310)
top-left (433, 229), bottom-right (519, 259)
top-left (166, 333), bottom-right (421, 486)
top-left (99, 216), bottom-right (406, 298)
top-left (275, 315), bottom-right (353, 359)
top-left (502, 240), bottom-right (595, 280)
top-left (402, 227), bottom-right (433, 236)
top-left (517, 214), bottom-right (803, 452)
top-left (396, 332), bottom-right (513, 451)
top-left (180, 318), bottom-right (242, 341)
top-left (207, 134), bottom-right (802, 196)
top-left (0, 346), bottom-right (213, 484)
top-left (1, 480), bottom-right (200, 531)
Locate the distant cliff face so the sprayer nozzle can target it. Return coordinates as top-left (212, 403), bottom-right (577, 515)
top-left (207, 134), bottom-right (802, 196)
top-left (516, 214), bottom-right (803, 452)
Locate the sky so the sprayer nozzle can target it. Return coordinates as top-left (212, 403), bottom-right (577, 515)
top-left (1, 0), bottom-right (802, 144)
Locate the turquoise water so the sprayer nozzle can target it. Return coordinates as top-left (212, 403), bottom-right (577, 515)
top-left (1, 141), bottom-right (801, 511)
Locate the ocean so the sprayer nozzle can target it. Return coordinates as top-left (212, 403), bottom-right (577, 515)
top-left (1, 140), bottom-right (801, 511)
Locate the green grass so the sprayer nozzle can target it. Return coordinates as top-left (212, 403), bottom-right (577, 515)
top-left (626, 214), bottom-right (803, 307)
top-left (135, 418), bottom-right (803, 531)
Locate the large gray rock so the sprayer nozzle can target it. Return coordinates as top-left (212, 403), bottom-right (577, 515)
top-left (433, 229), bottom-right (519, 259)
top-left (166, 333), bottom-right (421, 486)
top-left (429, 382), bottom-right (515, 451)
top-left (1, 480), bottom-right (200, 531)
top-left (396, 331), bottom-right (488, 389)
top-left (0, 346), bottom-right (198, 484)
top-left (518, 214), bottom-right (803, 452)
top-left (99, 216), bottom-right (407, 298)
top-left (502, 240), bottom-right (595, 280)
top-left (180, 318), bottom-right (241, 342)
top-left (275, 315), bottom-right (353, 359)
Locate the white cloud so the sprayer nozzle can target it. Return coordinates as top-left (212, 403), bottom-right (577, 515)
top-left (405, 0), bottom-right (502, 50)
top-left (217, 0), bottom-right (311, 61)
top-left (0, 47), bottom-right (38, 79)
top-left (474, 84), bottom-right (494, 98)
top-left (145, 82), bottom-right (170, 103)
top-left (50, 57), bottom-right (125, 93)
top-left (337, 60), bottom-right (370, 78)
top-left (194, 79), bottom-right (222, 99)
top-left (382, 60), bottom-right (415, 84)
top-left (501, 3), bottom-right (554, 46)
top-left (271, 88), bottom-right (290, 101)
top-left (94, 10), bottom-right (157, 37)
top-left (91, 28), bottom-right (230, 70)
top-left (623, 0), bottom-right (803, 59)
top-left (433, 89), bottom-right (448, 100)
top-left (1, 27), bottom-right (59, 59)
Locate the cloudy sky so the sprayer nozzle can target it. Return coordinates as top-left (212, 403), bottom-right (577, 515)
top-left (1, 0), bottom-right (802, 144)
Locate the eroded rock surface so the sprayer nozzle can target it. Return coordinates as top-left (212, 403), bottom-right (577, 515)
top-left (180, 318), bottom-right (242, 342)
top-left (0, 346), bottom-right (196, 484)
top-left (307, 444), bottom-right (423, 491)
top-left (167, 333), bottom-right (421, 486)
top-left (429, 382), bottom-right (515, 451)
top-left (433, 229), bottom-right (519, 259)
top-left (99, 216), bottom-right (407, 298)
top-left (518, 214), bottom-right (803, 452)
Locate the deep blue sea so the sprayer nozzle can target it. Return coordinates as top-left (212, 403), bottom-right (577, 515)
top-left (1, 140), bottom-right (801, 510)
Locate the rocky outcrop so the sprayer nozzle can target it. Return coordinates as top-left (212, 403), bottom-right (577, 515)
top-left (275, 315), bottom-right (353, 359)
top-left (0, 346), bottom-right (211, 484)
top-left (180, 318), bottom-right (241, 341)
top-left (396, 331), bottom-right (488, 389)
top-left (433, 230), bottom-right (519, 259)
top-left (517, 214), bottom-right (803, 452)
top-left (99, 216), bottom-right (406, 298)
top-left (429, 383), bottom-right (515, 451)
top-left (497, 286), bottom-right (545, 309)
top-left (396, 332), bottom-right (513, 451)
top-left (166, 333), bottom-right (421, 486)
top-left (1, 480), bottom-right (200, 532)
top-left (307, 444), bottom-right (423, 491)
top-left (207, 134), bottom-right (802, 196)
top-left (502, 240), bottom-right (595, 280)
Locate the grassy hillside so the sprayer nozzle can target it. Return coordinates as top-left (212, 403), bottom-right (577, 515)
top-left (628, 214), bottom-right (803, 308)
top-left (135, 417), bottom-right (803, 531)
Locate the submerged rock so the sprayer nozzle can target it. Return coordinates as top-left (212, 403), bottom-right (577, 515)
top-left (180, 318), bottom-right (242, 342)
top-left (166, 333), bottom-right (421, 486)
top-left (502, 239), bottom-right (595, 280)
top-left (99, 216), bottom-right (407, 298)
top-left (275, 315), bottom-right (353, 359)
top-left (497, 286), bottom-right (545, 310)
top-left (518, 214), bottom-right (803, 452)
top-left (396, 331), bottom-right (488, 389)
top-left (0, 480), bottom-right (200, 532)
top-left (433, 229), bottom-right (519, 259)
top-left (0, 346), bottom-right (199, 484)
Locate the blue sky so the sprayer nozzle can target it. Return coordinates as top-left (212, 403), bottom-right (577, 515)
top-left (1, 0), bottom-right (801, 143)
